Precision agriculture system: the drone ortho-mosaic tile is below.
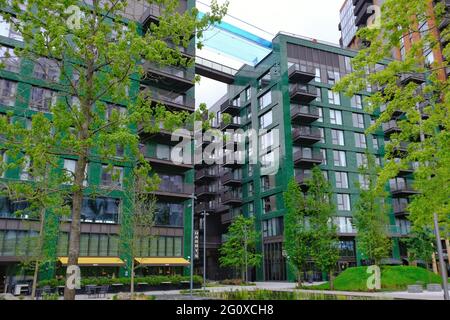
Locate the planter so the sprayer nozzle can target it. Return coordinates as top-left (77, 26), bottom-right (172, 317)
top-left (426, 284), bottom-right (442, 292)
top-left (407, 285), bottom-right (423, 293)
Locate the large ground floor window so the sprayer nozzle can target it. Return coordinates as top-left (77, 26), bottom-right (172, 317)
top-left (263, 242), bottom-right (286, 281)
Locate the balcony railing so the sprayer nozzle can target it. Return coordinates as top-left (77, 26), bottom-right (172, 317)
top-left (221, 191), bottom-right (243, 205)
top-left (221, 171), bottom-right (242, 186)
top-left (195, 167), bottom-right (218, 180)
top-left (288, 64), bottom-right (316, 83)
top-left (292, 126), bottom-right (322, 145)
top-left (393, 201), bottom-right (409, 215)
top-left (399, 73), bottom-right (426, 86)
top-left (293, 149), bottom-right (322, 167)
top-left (289, 84), bottom-right (317, 104)
top-left (290, 104), bottom-right (320, 124)
top-left (156, 182), bottom-right (193, 195)
top-left (382, 120), bottom-right (401, 136)
top-left (390, 183), bottom-right (419, 197)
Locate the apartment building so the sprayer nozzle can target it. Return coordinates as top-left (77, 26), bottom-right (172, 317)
top-left (0, 0), bottom-right (195, 292)
top-left (194, 32), bottom-right (412, 282)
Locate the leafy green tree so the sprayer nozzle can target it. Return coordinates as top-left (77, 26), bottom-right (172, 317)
top-left (0, 0), bottom-right (227, 300)
top-left (334, 0), bottom-right (449, 238)
top-left (306, 166), bottom-right (339, 290)
top-left (402, 227), bottom-right (435, 270)
top-left (353, 152), bottom-right (391, 266)
top-left (283, 178), bottom-right (312, 287)
top-left (0, 113), bottom-right (71, 298)
top-left (219, 215), bottom-right (261, 283)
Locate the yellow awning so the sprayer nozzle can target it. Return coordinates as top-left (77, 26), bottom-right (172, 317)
top-left (58, 257), bottom-right (125, 267)
top-left (135, 257), bottom-right (190, 267)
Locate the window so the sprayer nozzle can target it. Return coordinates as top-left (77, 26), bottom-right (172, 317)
top-left (328, 90), bottom-right (340, 105)
top-left (262, 217), bottom-right (284, 238)
top-left (351, 95), bottom-right (363, 109)
top-left (318, 128), bottom-right (325, 143)
top-left (0, 46), bottom-right (20, 72)
top-left (20, 155), bottom-right (31, 180)
top-left (106, 104), bottom-right (126, 121)
top-left (101, 165), bottom-right (124, 188)
top-left (260, 130), bottom-right (274, 151)
top-left (245, 87), bottom-right (251, 101)
top-left (0, 79), bottom-right (17, 106)
top-left (354, 133), bottom-right (367, 148)
top-left (331, 129), bottom-right (345, 146)
top-left (372, 137), bottom-right (379, 150)
top-left (159, 174), bottom-right (184, 193)
top-left (356, 153), bottom-right (368, 168)
top-left (33, 57), bottom-right (60, 82)
top-left (315, 87), bottom-right (322, 102)
top-left (314, 67), bottom-right (321, 82)
top-left (232, 96), bottom-right (240, 107)
top-left (30, 86), bottom-right (57, 112)
top-left (336, 194), bottom-right (351, 211)
top-left (334, 217), bottom-right (355, 234)
top-left (0, 197), bottom-right (31, 219)
top-left (317, 107), bottom-right (323, 122)
top-left (335, 171), bottom-right (348, 189)
top-left (333, 150), bottom-right (346, 167)
top-left (156, 202), bottom-right (183, 227)
top-left (352, 113), bottom-right (365, 129)
top-left (327, 70), bottom-right (340, 85)
top-left (258, 90), bottom-right (272, 109)
top-left (359, 174), bottom-right (369, 190)
top-left (259, 110), bottom-right (273, 129)
top-left (63, 159), bottom-right (87, 186)
top-left (248, 202), bottom-right (254, 216)
top-left (247, 182), bottom-right (254, 197)
top-left (257, 71), bottom-right (271, 91)
top-left (0, 17), bottom-right (23, 41)
top-left (0, 150), bottom-right (7, 178)
top-left (329, 109), bottom-right (342, 125)
top-left (262, 195), bottom-right (277, 214)
top-left (261, 175), bottom-right (276, 191)
top-left (80, 197), bottom-right (121, 224)
top-left (321, 149), bottom-right (327, 165)
top-left (156, 144), bottom-right (171, 160)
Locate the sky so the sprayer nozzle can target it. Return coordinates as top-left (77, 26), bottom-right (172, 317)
top-left (195, 0), bottom-right (344, 108)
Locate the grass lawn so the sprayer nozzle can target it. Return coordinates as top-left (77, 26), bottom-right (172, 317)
top-left (303, 266), bottom-right (445, 292)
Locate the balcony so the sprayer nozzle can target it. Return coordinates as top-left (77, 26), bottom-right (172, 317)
top-left (195, 184), bottom-right (218, 199)
top-left (221, 191), bottom-right (243, 206)
top-left (289, 84), bottom-right (317, 104)
top-left (293, 150), bottom-right (322, 168)
top-left (145, 87), bottom-right (195, 112)
top-left (392, 141), bottom-right (409, 156)
top-left (288, 64), bottom-right (315, 83)
top-left (142, 61), bottom-right (194, 92)
top-left (393, 201), bottom-right (409, 216)
top-left (380, 104), bottom-right (404, 118)
top-left (195, 167), bottom-right (218, 181)
top-left (399, 73), bottom-right (426, 86)
top-left (292, 126), bottom-right (322, 145)
top-left (220, 100), bottom-right (241, 116)
top-left (290, 105), bottom-right (320, 124)
top-left (221, 211), bottom-right (237, 225)
top-left (295, 171), bottom-right (313, 188)
top-left (151, 182), bottom-right (194, 200)
top-left (195, 202), bottom-right (217, 214)
top-left (222, 151), bottom-right (244, 169)
top-left (390, 183), bottom-right (420, 197)
top-left (145, 156), bottom-right (193, 172)
top-left (221, 172), bottom-right (242, 186)
top-left (140, 2), bottom-right (188, 27)
top-left (353, 0), bottom-right (373, 27)
top-left (220, 120), bottom-right (242, 131)
top-left (138, 121), bottom-right (192, 144)
top-left (382, 120), bottom-right (401, 136)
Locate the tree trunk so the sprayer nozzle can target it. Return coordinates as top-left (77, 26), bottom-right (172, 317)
top-left (432, 252), bottom-right (438, 274)
top-left (130, 259), bottom-right (135, 297)
top-left (329, 271), bottom-right (334, 291)
top-left (64, 155), bottom-right (88, 300)
top-left (31, 209), bottom-right (45, 299)
top-left (297, 272), bottom-right (302, 288)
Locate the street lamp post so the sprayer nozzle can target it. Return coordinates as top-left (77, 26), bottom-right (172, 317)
top-left (201, 211), bottom-right (209, 291)
top-left (189, 195), bottom-right (196, 298)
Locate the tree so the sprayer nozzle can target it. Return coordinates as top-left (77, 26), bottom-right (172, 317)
top-left (353, 152), bottom-right (391, 266)
top-left (334, 0), bottom-right (449, 245)
top-left (306, 166), bottom-right (339, 290)
top-left (219, 215), bottom-right (261, 283)
top-left (0, 112), bottom-right (71, 298)
top-left (402, 227), bottom-right (435, 270)
top-left (0, 0), bottom-right (227, 300)
top-left (283, 178), bottom-right (312, 287)
top-left (121, 169), bottom-right (159, 297)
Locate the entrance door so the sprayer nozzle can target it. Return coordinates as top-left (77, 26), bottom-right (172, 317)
top-left (263, 242), bottom-right (287, 281)
top-left (0, 265), bottom-right (6, 293)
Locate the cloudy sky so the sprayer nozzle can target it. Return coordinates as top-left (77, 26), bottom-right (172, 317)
top-left (195, 0), bottom-right (344, 108)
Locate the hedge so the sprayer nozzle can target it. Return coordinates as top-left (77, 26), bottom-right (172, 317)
top-left (38, 275), bottom-right (203, 288)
